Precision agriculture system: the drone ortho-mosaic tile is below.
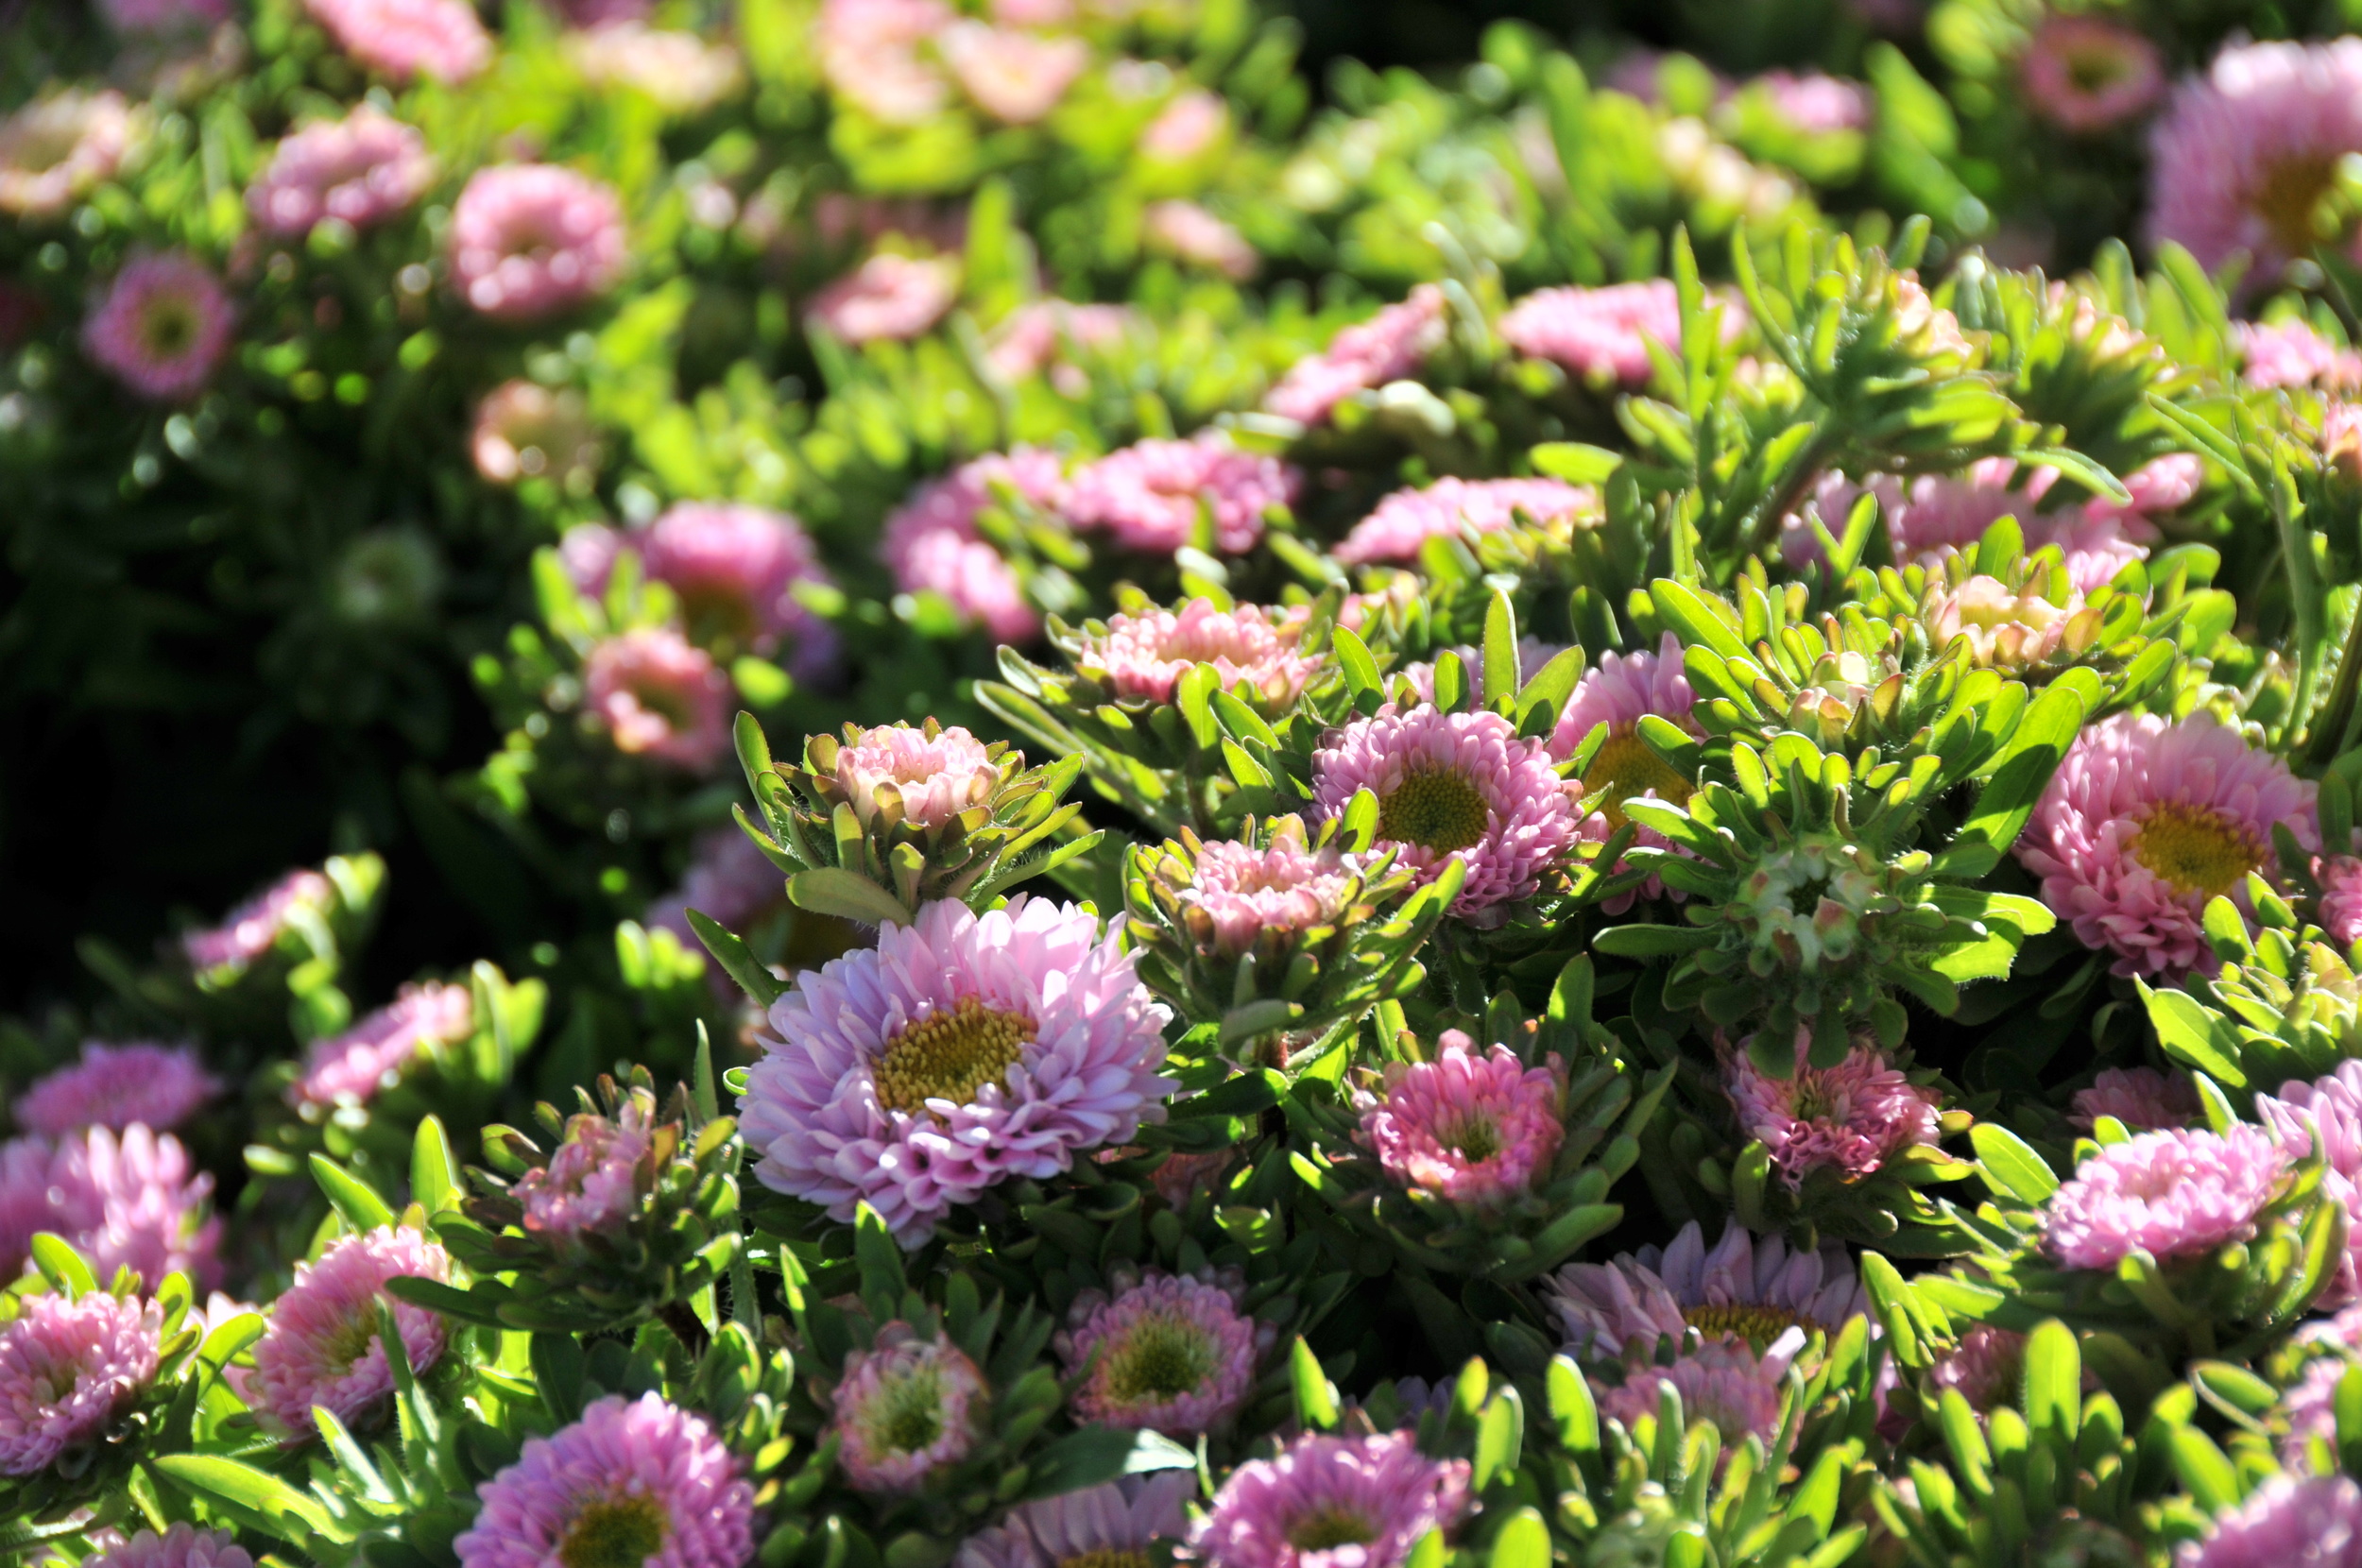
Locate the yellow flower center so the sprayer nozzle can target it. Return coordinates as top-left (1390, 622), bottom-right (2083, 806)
top-left (1378, 768), bottom-right (1491, 852)
top-left (873, 996), bottom-right (1035, 1116)
top-left (1582, 730), bottom-right (1694, 831)
top-left (1061, 1555), bottom-right (1151, 1568)
top-left (1684, 1302), bottom-right (1807, 1343)
top-left (141, 298), bottom-right (198, 359)
top-left (2256, 152), bottom-right (2343, 258)
top-left (1289, 1508), bottom-right (1379, 1552)
top-left (2127, 802), bottom-right (2266, 899)
top-left (557, 1495), bottom-right (670, 1568)
top-left (1099, 1312), bottom-right (1218, 1405)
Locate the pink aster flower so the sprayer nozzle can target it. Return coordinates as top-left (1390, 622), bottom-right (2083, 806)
top-left (87, 1526), bottom-right (256, 1568)
top-left (1142, 89), bottom-right (1229, 162)
top-left (2044, 1125), bottom-right (2286, 1270)
top-left (183, 865), bottom-right (333, 978)
top-left (1264, 285), bottom-right (1448, 426)
top-left (1924, 575), bottom-right (2083, 668)
top-left (289, 980), bottom-right (476, 1110)
top-left (1549, 631), bottom-right (1699, 912)
top-left (2022, 16), bottom-right (2165, 135)
top-left (1334, 477), bottom-right (1595, 567)
top-left (82, 252), bottom-right (235, 403)
top-left (984, 300), bottom-right (1135, 387)
top-left (1500, 280), bottom-right (1743, 387)
top-left (834, 724), bottom-right (1000, 829)
top-left (0, 1126), bottom-right (223, 1291)
top-left (1751, 71), bottom-right (1874, 134)
top-left (1066, 434), bottom-right (1300, 555)
top-left (1926, 1324), bottom-right (2026, 1409)
top-left (558, 522), bottom-right (625, 600)
top-left (2278, 1351), bottom-right (2353, 1464)
top-left (564, 25), bottom-right (745, 113)
top-left (304, 0), bottom-right (492, 83)
top-left (2182, 1474), bottom-right (2362, 1568)
top-left (807, 252), bottom-right (960, 343)
top-left (881, 447), bottom-right (1064, 643)
top-left (2319, 855), bottom-right (2362, 949)
top-left (582, 626), bottom-right (735, 771)
top-left (247, 108), bottom-right (434, 240)
top-left (2147, 39), bottom-right (2362, 287)
top-left (1723, 1033), bottom-right (1943, 1187)
top-left (449, 164), bottom-right (627, 322)
top-left (1359, 1031), bottom-right (1565, 1207)
top-left (1073, 599), bottom-right (1321, 707)
top-left (739, 896), bottom-right (1174, 1245)
top-left (471, 381), bottom-right (603, 489)
top-left (251, 1226), bottom-right (451, 1437)
top-left (816, 0), bottom-right (953, 124)
top-left (937, 22), bottom-right (1088, 124)
top-left (2070, 1066), bottom-right (2200, 1133)
top-left (15, 1041), bottom-right (219, 1136)
top-left (647, 828), bottom-right (785, 946)
top-left (2016, 711), bottom-right (2319, 978)
top-left (1143, 200), bottom-right (1257, 279)
top-left (2242, 317), bottom-right (2362, 390)
top-left (456, 1392), bottom-right (755, 1568)
top-left (641, 502), bottom-right (832, 668)
top-left (2258, 1060), bottom-right (2362, 1304)
top-left (1058, 1270), bottom-right (1265, 1435)
top-left (1176, 828), bottom-right (1357, 957)
top-left (1191, 1430), bottom-right (1470, 1568)
top-left (1548, 1219), bottom-right (1867, 1355)
top-left (831, 1324), bottom-right (988, 1492)
top-left (1309, 707), bottom-right (1579, 918)
top-left (514, 1106), bottom-right (652, 1243)
top-left (0, 90), bottom-right (134, 218)
top-left (1599, 1335), bottom-right (1792, 1449)
top-left (0, 1291), bottom-right (160, 1475)
top-left (955, 1474), bottom-right (1194, 1568)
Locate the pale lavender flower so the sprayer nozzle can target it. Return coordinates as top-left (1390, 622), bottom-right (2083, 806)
top-left (938, 22), bottom-right (1088, 124)
top-left (1549, 1219), bottom-right (1867, 1355)
top-left (289, 980), bottom-right (475, 1110)
top-left (1360, 1031), bottom-right (1565, 1207)
top-left (2044, 1126), bottom-right (2287, 1270)
top-left (954, 1474), bottom-right (1194, 1568)
top-left (2258, 1060), bottom-right (2362, 1304)
top-left (880, 448), bottom-right (1068, 644)
top-left (1058, 1270), bottom-right (1266, 1435)
top-left (1550, 631), bottom-right (1700, 912)
top-left (14, 1042), bottom-right (219, 1136)
top-left (1141, 90), bottom-right (1229, 162)
top-left (1599, 1335), bottom-right (1792, 1450)
top-left (831, 1323), bottom-right (988, 1492)
top-left (641, 502), bottom-right (832, 669)
top-left (2319, 856), bottom-right (2362, 950)
top-left (1926, 1325), bottom-right (2027, 1410)
top-left (646, 828), bottom-right (785, 948)
top-left (0, 1126), bottom-right (223, 1291)
top-left (1191, 1431), bottom-right (1470, 1568)
top-left (2022, 17), bottom-right (2165, 134)
top-left (2242, 318), bottom-right (2362, 390)
top-left (1143, 200), bottom-right (1257, 279)
top-left (815, 0), bottom-right (953, 124)
top-left (247, 108), bottom-right (434, 239)
top-left (2179, 1474), bottom-right (2362, 1568)
top-left (250, 1226), bottom-right (452, 1437)
top-left (86, 1525), bottom-right (256, 1568)
top-left (1500, 280), bottom-right (1743, 387)
top-left (0, 1291), bottom-right (160, 1475)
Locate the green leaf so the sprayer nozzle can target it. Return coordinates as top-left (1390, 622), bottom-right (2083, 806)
top-left (1548, 1355), bottom-right (1599, 1454)
top-left (1018, 1426), bottom-right (1196, 1501)
top-left (2142, 984), bottom-right (2246, 1089)
top-left (1970, 1123), bottom-right (2060, 1204)
top-left (788, 868), bottom-right (912, 929)
top-left (1292, 1337), bottom-right (1340, 1431)
top-left (2023, 1320), bottom-right (2080, 1447)
top-left (687, 911), bottom-right (789, 1009)
top-left (1593, 924), bottom-right (1719, 957)
top-left (1488, 1509), bottom-right (1550, 1568)
top-left (153, 1454), bottom-right (336, 1536)
top-left (309, 1154), bottom-right (396, 1234)
top-left (1938, 673), bottom-right (2095, 877)
top-left (1650, 580), bottom-right (1753, 664)
top-left (1530, 442), bottom-right (1622, 484)
top-left (411, 1116), bottom-right (459, 1216)
top-left (1481, 588), bottom-right (1520, 707)
top-left (27, 1234), bottom-right (96, 1298)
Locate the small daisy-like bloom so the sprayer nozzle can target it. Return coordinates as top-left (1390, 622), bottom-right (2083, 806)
top-left (1190, 1430), bottom-right (1471, 1568)
top-left (1074, 599), bottom-right (1321, 707)
top-left (1360, 1031), bottom-right (1565, 1207)
top-left (0, 90), bottom-right (134, 218)
top-left (1751, 70), bottom-right (1874, 134)
top-left (247, 109), bottom-right (434, 240)
top-left (86, 1525), bottom-right (256, 1568)
top-left (2319, 855), bottom-right (2362, 949)
top-left (1550, 632), bottom-right (1700, 912)
top-left (646, 827), bottom-right (784, 946)
top-left (1066, 434), bottom-right (1301, 556)
top-left (449, 164), bottom-right (628, 322)
top-left (740, 896), bottom-right (1174, 1244)
top-left (82, 253), bottom-right (235, 403)
top-left (514, 1106), bottom-right (652, 1242)
top-left (1143, 199), bottom-right (1257, 280)
top-left (15, 1041), bottom-right (219, 1136)
top-left (1309, 707), bottom-right (1580, 918)
top-left (2181, 1474), bottom-right (2362, 1568)
top-left (1058, 1270), bottom-right (1264, 1436)
top-left (582, 627), bottom-right (735, 771)
top-left (564, 25), bottom-right (746, 113)
top-left (879, 449), bottom-right (1065, 643)
top-left (1334, 476), bottom-right (1595, 567)
top-left (1500, 280), bottom-right (1744, 387)
top-left (1925, 574), bottom-right (2083, 668)
top-left (1723, 1033), bottom-right (1943, 1188)
top-left (955, 1474), bottom-right (1194, 1568)
top-left (1142, 88), bottom-right (1229, 162)
top-left (2258, 1061), bottom-right (2362, 1303)
top-left (641, 502), bottom-right (831, 666)
top-left (470, 381), bottom-right (603, 489)
top-left (2242, 317), bottom-right (2362, 390)
top-left (835, 724), bottom-right (1000, 828)
top-left (1177, 829), bottom-right (1357, 957)
top-left (2022, 16), bottom-right (2165, 134)
top-left (2017, 711), bottom-right (2319, 978)
top-left (937, 22), bottom-right (1088, 124)
top-left (1548, 1219), bottom-right (1867, 1355)
top-left (1264, 285), bottom-right (1448, 426)
top-left (0, 1126), bottom-right (224, 1290)
top-left (456, 1392), bottom-right (756, 1568)
top-left (1926, 1324), bottom-right (2026, 1409)
top-left (816, 0), bottom-right (952, 123)
top-left (304, 0), bottom-right (493, 83)
top-left (2070, 1065), bottom-right (2200, 1132)
top-left (2044, 1125), bottom-right (2286, 1270)
top-left (1599, 1335), bottom-right (1791, 1449)
top-left (289, 980), bottom-right (475, 1110)
top-left (831, 1324), bottom-right (988, 1493)
top-left (0, 1291), bottom-right (160, 1476)
top-left (251, 1226), bottom-right (451, 1437)
top-left (2148, 39), bottom-right (2362, 286)
top-left (807, 252), bottom-right (960, 343)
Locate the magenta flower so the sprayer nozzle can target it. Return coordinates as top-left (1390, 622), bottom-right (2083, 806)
top-left (881, 448), bottom-right (1067, 644)
top-left (835, 724), bottom-right (1001, 829)
top-left (303, 0), bottom-right (492, 83)
top-left (184, 867), bottom-right (334, 975)
top-left (247, 108), bottom-right (434, 240)
top-left (1264, 285), bottom-right (1448, 426)
top-left (1190, 1431), bottom-right (1470, 1568)
top-left (0, 1126), bottom-right (223, 1291)
top-left (1500, 280), bottom-right (1743, 387)
top-left (289, 980), bottom-right (476, 1111)
top-left (1550, 631), bottom-right (1700, 912)
top-left (2022, 17), bottom-right (2165, 135)
top-left (1926, 1325), bottom-right (2027, 1410)
top-left (938, 22), bottom-right (1088, 124)
top-left (955, 1474), bottom-right (1194, 1568)
top-left (1065, 434), bottom-right (1301, 556)
top-left (250, 1226), bottom-right (451, 1438)
top-left (807, 252), bottom-right (960, 343)
top-left (449, 165), bottom-right (627, 322)
top-left (2243, 318), bottom-right (2362, 390)
top-left (1058, 1270), bottom-right (1265, 1435)
top-left (641, 502), bottom-right (832, 669)
top-left (984, 301), bottom-right (1135, 387)
top-left (1548, 1219), bottom-right (1867, 1355)
top-left (0, 1291), bottom-right (160, 1475)
top-left (2278, 1352), bottom-right (2351, 1465)
top-left (1309, 707), bottom-right (1579, 918)
top-left (2181, 1475), bottom-right (2362, 1568)
top-left (1360, 1031), bottom-right (1565, 1207)
top-left (1142, 89), bottom-right (1230, 162)
top-left (1074, 599), bottom-right (1322, 707)
top-left (471, 381), bottom-right (603, 489)
top-left (2016, 711), bottom-right (2318, 978)
top-left (1599, 1335), bottom-right (1791, 1450)
top-left (456, 1392), bottom-right (756, 1568)
top-left (2321, 856), bottom-right (2362, 950)
top-left (514, 1106), bottom-right (652, 1242)
top-left (1177, 828), bottom-right (1358, 956)
top-left (1143, 200), bottom-right (1257, 280)
top-left (86, 1526), bottom-right (256, 1568)
top-left (739, 896), bottom-right (1174, 1244)
top-left (646, 828), bottom-right (785, 948)
top-left (2044, 1126), bottom-right (2286, 1270)
top-left (2257, 1061), bottom-right (2362, 1304)
top-left (0, 91), bottom-right (133, 218)
top-left (82, 252), bottom-right (235, 403)
top-left (2147, 39), bottom-right (2362, 287)
top-left (15, 1041), bottom-right (219, 1137)
top-left (1750, 71), bottom-right (1874, 134)
top-left (1334, 477), bottom-right (1597, 567)
top-left (831, 1323), bottom-right (988, 1492)
top-left (1723, 1033), bottom-right (1943, 1187)
top-left (583, 626), bottom-right (735, 771)
top-left (2069, 1066), bottom-right (2199, 1133)
top-left (815, 0), bottom-right (953, 124)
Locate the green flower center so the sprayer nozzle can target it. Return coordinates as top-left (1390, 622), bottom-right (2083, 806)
top-left (1582, 731), bottom-right (1692, 831)
top-left (1060, 1554), bottom-right (1151, 1568)
top-left (2064, 44), bottom-right (2133, 93)
top-left (2127, 802), bottom-right (2265, 899)
top-left (864, 1365), bottom-right (948, 1457)
top-left (141, 297), bottom-right (198, 360)
top-left (558, 1494), bottom-right (670, 1568)
top-left (1440, 1113), bottom-right (1500, 1164)
top-left (1684, 1302), bottom-right (1806, 1342)
top-left (873, 997), bottom-right (1035, 1116)
top-left (2255, 152), bottom-right (2343, 258)
top-left (1099, 1312), bottom-right (1218, 1406)
top-left (1378, 768), bottom-right (1490, 852)
top-left (1289, 1508), bottom-right (1379, 1552)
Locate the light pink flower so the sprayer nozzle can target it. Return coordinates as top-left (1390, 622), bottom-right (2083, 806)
top-left (1924, 574), bottom-right (2082, 668)
top-left (1361, 1031), bottom-right (1564, 1206)
top-left (955, 1475), bottom-right (1194, 1568)
top-left (0, 1291), bottom-right (160, 1475)
top-left (1599, 1335), bottom-right (1791, 1449)
top-left (15, 1042), bottom-right (219, 1137)
top-left (641, 502), bottom-right (832, 669)
top-left (1500, 280), bottom-right (1743, 387)
top-left (2257, 1060), bottom-right (2362, 1304)
top-left (831, 1324), bottom-right (987, 1492)
top-left (247, 108), bottom-right (434, 239)
top-left (470, 381), bottom-right (602, 489)
top-left (2242, 317), bottom-right (2362, 390)
top-left (250, 1226), bottom-right (452, 1437)
top-left (1073, 599), bottom-right (1321, 707)
top-left (558, 522), bottom-right (625, 601)
top-left (289, 980), bottom-right (476, 1110)
top-left (1751, 71), bottom-right (1874, 134)
top-left (1723, 1033), bottom-right (1943, 1187)
top-left (1264, 286), bottom-right (1447, 426)
top-left (514, 1106), bottom-right (652, 1242)
top-left (938, 22), bottom-right (1088, 124)
top-left (2022, 16), bottom-right (2165, 134)
top-left (2016, 711), bottom-right (2319, 978)
top-left (835, 724), bottom-right (1000, 828)
top-left (2070, 1066), bottom-right (2200, 1133)
top-left (1190, 1431), bottom-right (1470, 1568)
top-left (2180, 1474), bottom-right (2362, 1568)
top-left (1141, 89), bottom-right (1229, 161)
top-left (1550, 632), bottom-right (1699, 912)
top-left (0, 91), bottom-right (134, 218)
top-left (2278, 1351), bottom-right (2352, 1464)
top-left (1065, 434), bottom-right (1300, 555)
top-left (1548, 1219), bottom-right (1867, 1355)
top-left (2045, 1125), bottom-right (2286, 1270)
top-left (1926, 1324), bottom-right (2026, 1409)
top-left (1176, 829), bottom-right (1357, 956)
top-left (182, 868), bottom-right (334, 975)
top-left (0, 1127), bottom-right (223, 1291)
top-left (449, 164), bottom-right (628, 322)
top-left (86, 1525), bottom-right (256, 1568)
top-left (1143, 200), bottom-right (1257, 279)
top-left (2321, 855), bottom-right (2362, 949)
top-left (564, 25), bottom-right (745, 112)
top-left (1334, 477), bottom-right (1595, 567)
top-left (1058, 1270), bottom-right (1263, 1435)
top-left (304, 0), bottom-right (493, 83)
top-left (82, 252), bottom-right (235, 402)
top-left (984, 300), bottom-right (1135, 386)
top-left (582, 627), bottom-right (735, 771)
top-left (880, 449), bottom-right (1068, 643)
top-left (807, 252), bottom-right (960, 342)
top-left (816, 0), bottom-right (953, 124)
